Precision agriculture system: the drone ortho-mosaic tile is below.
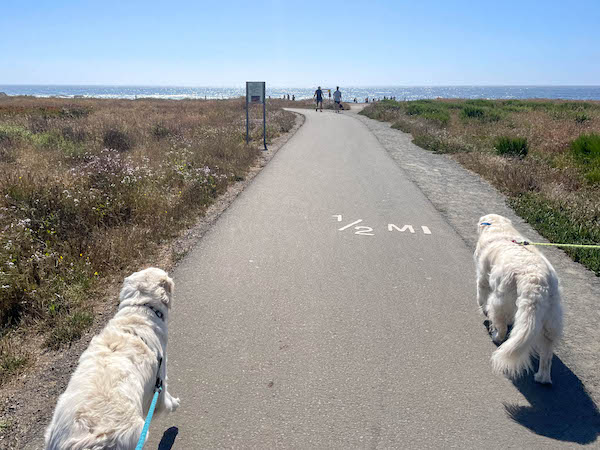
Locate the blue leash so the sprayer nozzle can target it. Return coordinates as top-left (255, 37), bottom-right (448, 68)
top-left (135, 357), bottom-right (163, 450)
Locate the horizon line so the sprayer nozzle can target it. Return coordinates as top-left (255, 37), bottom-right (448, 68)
top-left (2, 83), bottom-right (600, 89)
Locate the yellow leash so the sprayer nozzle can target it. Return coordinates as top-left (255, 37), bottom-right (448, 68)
top-left (513, 240), bottom-right (600, 249)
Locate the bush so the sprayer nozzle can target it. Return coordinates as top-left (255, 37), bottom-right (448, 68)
top-left (422, 110), bottom-right (450, 125)
top-left (405, 103), bottom-right (426, 116)
top-left (0, 124), bottom-right (31, 144)
top-left (461, 106), bottom-right (485, 119)
top-left (33, 130), bottom-right (85, 158)
top-left (151, 123), bottom-right (171, 139)
top-left (465, 99), bottom-right (495, 107)
top-left (585, 168), bottom-right (600, 185)
top-left (571, 133), bottom-right (600, 165)
top-left (59, 106), bottom-right (90, 119)
top-left (494, 136), bottom-right (529, 158)
top-left (103, 128), bottom-right (134, 151)
top-left (461, 106), bottom-right (501, 122)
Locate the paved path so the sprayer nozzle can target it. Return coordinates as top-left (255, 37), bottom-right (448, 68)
top-left (146, 108), bottom-right (598, 449)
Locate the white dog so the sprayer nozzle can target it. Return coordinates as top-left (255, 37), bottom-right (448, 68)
top-left (45, 267), bottom-right (180, 450)
top-left (475, 214), bottom-right (563, 384)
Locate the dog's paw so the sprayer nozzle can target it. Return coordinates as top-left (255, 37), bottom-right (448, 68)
top-left (534, 372), bottom-right (552, 385)
top-left (168, 395), bottom-right (181, 412)
top-left (491, 329), bottom-right (499, 343)
top-left (491, 329), bottom-right (506, 346)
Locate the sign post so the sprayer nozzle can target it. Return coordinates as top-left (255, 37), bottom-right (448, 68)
top-left (246, 81), bottom-right (267, 150)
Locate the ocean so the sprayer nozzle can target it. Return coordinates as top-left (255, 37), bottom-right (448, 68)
top-left (1, 85), bottom-right (600, 102)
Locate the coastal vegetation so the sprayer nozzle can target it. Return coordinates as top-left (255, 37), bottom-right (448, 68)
top-left (360, 99), bottom-right (600, 275)
top-left (0, 96), bottom-right (296, 382)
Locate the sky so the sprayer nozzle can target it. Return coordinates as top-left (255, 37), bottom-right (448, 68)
top-left (1, 0), bottom-right (599, 87)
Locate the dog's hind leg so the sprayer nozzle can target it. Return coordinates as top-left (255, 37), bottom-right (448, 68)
top-left (487, 293), bottom-right (509, 345)
top-left (476, 266), bottom-right (491, 314)
top-left (534, 334), bottom-right (555, 384)
top-left (535, 299), bottom-right (563, 384)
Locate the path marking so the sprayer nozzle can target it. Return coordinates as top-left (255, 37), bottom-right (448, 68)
top-left (338, 219), bottom-right (363, 231)
top-left (354, 226), bottom-right (375, 236)
top-left (388, 224), bottom-right (414, 233)
top-left (333, 215), bottom-right (433, 237)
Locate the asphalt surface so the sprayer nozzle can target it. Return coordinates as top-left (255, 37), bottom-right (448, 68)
top-left (146, 108), bottom-right (598, 449)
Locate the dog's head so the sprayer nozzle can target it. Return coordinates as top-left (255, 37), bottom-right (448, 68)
top-left (119, 267), bottom-right (174, 310)
top-left (477, 214), bottom-right (514, 235)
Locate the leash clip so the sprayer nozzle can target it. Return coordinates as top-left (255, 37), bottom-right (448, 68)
top-left (155, 357), bottom-right (163, 392)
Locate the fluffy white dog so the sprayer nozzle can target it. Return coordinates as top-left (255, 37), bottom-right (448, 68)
top-left (45, 267), bottom-right (180, 450)
top-left (475, 214), bottom-right (563, 384)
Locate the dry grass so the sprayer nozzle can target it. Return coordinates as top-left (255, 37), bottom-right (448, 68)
top-left (0, 96), bottom-right (296, 383)
top-left (361, 99), bottom-right (600, 275)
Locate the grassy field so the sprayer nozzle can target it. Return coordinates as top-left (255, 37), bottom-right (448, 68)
top-left (0, 96), bottom-right (296, 382)
top-left (360, 99), bottom-right (600, 275)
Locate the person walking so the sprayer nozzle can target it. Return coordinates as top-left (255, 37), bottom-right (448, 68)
top-left (333, 86), bottom-right (342, 113)
top-left (314, 86), bottom-right (324, 112)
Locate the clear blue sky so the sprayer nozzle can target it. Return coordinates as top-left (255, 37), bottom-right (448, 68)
top-left (1, 0), bottom-right (599, 87)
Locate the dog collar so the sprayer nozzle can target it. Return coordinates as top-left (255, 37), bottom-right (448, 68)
top-left (480, 222), bottom-right (492, 226)
top-left (121, 303), bottom-right (165, 321)
top-left (144, 304), bottom-right (165, 321)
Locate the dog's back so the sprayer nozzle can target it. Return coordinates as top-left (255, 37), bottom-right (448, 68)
top-left (44, 320), bottom-right (155, 449)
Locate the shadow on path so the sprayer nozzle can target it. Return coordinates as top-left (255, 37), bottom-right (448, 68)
top-left (157, 427), bottom-right (179, 450)
top-left (504, 356), bottom-right (600, 444)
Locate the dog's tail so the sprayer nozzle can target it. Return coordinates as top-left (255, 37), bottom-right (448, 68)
top-left (491, 298), bottom-right (541, 377)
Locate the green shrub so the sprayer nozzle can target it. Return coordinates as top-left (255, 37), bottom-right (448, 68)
top-left (575, 112), bottom-right (591, 124)
top-left (422, 110), bottom-right (450, 125)
top-left (465, 99), bottom-right (495, 107)
top-left (405, 103), bottom-right (426, 116)
top-left (33, 130), bottom-right (85, 158)
top-left (494, 136), bottom-right (529, 158)
top-left (570, 133), bottom-right (600, 165)
top-left (103, 128), bottom-right (134, 151)
top-left (0, 124), bottom-right (31, 144)
top-left (461, 106), bottom-right (485, 119)
top-left (584, 168), bottom-right (600, 185)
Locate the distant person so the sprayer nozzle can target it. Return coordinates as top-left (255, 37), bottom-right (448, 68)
top-left (333, 86), bottom-right (342, 113)
top-left (292, 94), bottom-right (295, 101)
top-left (287, 94), bottom-right (290, 100)
top-left (354, 98), bottom-right (357, 103)
top-left (365, 97), bottom-right (369, 103)
top-left (314, 86), bottom-right (324, 112)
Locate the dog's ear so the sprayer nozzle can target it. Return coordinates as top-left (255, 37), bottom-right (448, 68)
top-left (160, 276), bottom-right (174, 307)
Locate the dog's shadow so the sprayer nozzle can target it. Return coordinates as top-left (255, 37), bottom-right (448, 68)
top-left (484, 320), bottom-right (600, 444)
top-left (157, 427), bottom-right (179, 450)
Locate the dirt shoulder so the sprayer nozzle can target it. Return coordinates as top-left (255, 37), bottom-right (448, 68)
top-left (0, 113), bottom-right (305, 450)
top-left (348, 106), bottom-right (600, 406)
